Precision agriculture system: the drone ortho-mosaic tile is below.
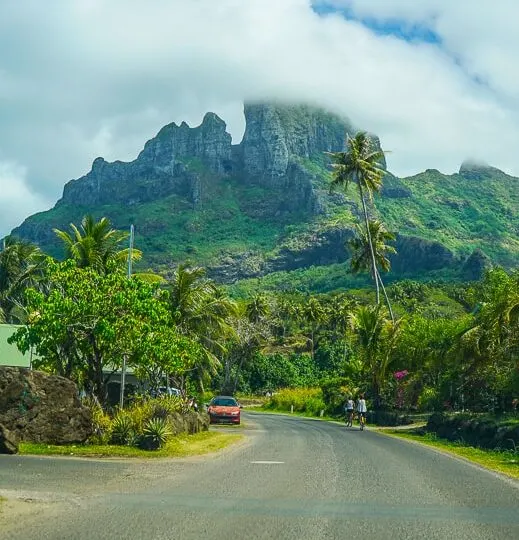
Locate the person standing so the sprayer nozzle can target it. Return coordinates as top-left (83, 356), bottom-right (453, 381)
top-left (357, 393), bottom-right (367, 430)
top-left (344, 396), bottom-right (355, 427)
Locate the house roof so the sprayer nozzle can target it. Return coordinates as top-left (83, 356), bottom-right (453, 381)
top-left (0, 324), bottom-right (31, 368)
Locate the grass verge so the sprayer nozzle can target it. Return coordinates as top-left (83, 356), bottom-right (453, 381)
top-left (19, 431), bottom-right (243, 459)
top-left (386, 431), bottom-right (519, 480)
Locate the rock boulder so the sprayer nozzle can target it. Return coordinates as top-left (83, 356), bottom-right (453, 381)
top-left (0, 423), bottom-right (19, 454)
top-left (0, 367), bottom-right (93, 445)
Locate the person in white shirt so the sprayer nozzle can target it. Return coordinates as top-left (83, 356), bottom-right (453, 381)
top-left (344, 396), bottom-right (355, 427)
top-left (356, 394), bottom-right (367, 430)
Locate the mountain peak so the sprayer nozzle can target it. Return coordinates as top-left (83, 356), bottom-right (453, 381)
top-left (459, 159), bottom-right (503, 178)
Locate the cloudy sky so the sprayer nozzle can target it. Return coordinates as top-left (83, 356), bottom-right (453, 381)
top-left (1, 0), bottom-right (518, 237)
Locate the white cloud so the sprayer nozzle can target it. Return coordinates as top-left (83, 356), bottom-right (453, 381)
top-left (0, 0), bottom-right (518, 237)
top-left (0, 161), bottom-right (49, 235)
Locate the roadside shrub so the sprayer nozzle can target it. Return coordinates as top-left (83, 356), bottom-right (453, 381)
top-left (118, 396), bottom-right (183, 435)
top-left (369, 411), bottom-right (412, 427)
top-left (83, 396), bottom-right (112, 445)
top-left (110, 413), bottom-right (135, 446)
top-left (150, 396), bottom-right (183, 418)
top-left (139, 417), bottom-right (172, 450)
top-left (426, 413), bottom-right (519, 450)
top-left (265, 388), bottom-right (325, 416)
top-left (84, 396), bottom-right (202, 451)
top-left (320, 377), bottom-right (357, 416)
top-left (417, 387), bottom-right (442, 412)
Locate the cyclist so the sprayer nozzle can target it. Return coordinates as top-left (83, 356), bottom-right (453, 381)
top-left (357, 393), bottom-right (367, 430)
top-left (344, 396), bottom-right (354, 427)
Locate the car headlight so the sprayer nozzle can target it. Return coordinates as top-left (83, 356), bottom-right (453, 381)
top-left (231, 411), bottom-right (239, 416)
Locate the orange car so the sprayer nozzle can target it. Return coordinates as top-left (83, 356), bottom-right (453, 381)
top-left (207, 396), bottom-right (241, 424)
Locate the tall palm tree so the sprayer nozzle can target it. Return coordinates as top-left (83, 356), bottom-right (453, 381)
top-left (327, 295), bottom-right (356, 362)
top-left (169, 264), bottom-right (237, 391)
top-left (329, 132), bottom-right (387, 305)
top-left (302, 296), bottom-right (327, 359)
top-left (54, 215), bottom-right (141, 274)
top-left (349, 219), bottom-right (396, 320)
top-left (0, 236), bottom-right (44, 323)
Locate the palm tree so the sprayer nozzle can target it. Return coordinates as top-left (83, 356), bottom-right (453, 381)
top-left (302, 296), bottom-right (327, 359)
top-left (169, 264), bottom-right (237, 391)
top-left (0, 237), bottom-right (44, 323)
top-left (246, 294), bottom-right (271, 324)
top-left (329, 132), bottom-right (387, 305)
top-left (349, 304), bottom-right (402, 408)
top-left (327, 295), bottom-right (356, 362)
top-left (54, 215), bottom-right (141, 274)
top-left (349, 219), bottom-right (396, 320)
top-left (451, 268), bottom-right (519, 409)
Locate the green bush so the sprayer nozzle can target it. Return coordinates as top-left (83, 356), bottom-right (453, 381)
top-left (265, 388), bottom-right (325, 416)
top-left (83, 397), bottom-right (112, 445)
top-left (320, 377), bottom-right (357, 416)
top-left (426, 413), bottom-right (519, 450)
top-left (110, 413), bottom-right (135, 446)
top-left (140, 417), bottom-right (172, 450)
top-left (86, 396), bottom-right (188, 450)
top-left (417, 387), bottom-right (442, 412)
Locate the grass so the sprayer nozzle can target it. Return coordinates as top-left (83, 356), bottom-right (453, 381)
top-left (386, 430), bottom-right (519, 480)
top-left (19, 431), bottom-right (243, 459)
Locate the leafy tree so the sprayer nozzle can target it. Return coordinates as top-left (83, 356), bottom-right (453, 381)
top-left (329, 132), bottom-right (388, 309)
top-left (9, 260), bottom-right (195, 404)
top-left (54, 215), bottom-right (141, 274)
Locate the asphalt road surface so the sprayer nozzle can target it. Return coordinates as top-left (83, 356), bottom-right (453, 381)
top-left (1, 412), bottom-right (518, 539)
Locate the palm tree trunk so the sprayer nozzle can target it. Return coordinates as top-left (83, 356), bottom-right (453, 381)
top-left (375, 266), bottom-right (395, 322)
top-left (358, 183), bottom-right (380, 305)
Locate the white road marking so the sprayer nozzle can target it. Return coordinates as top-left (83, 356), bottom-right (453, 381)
top-left (250, 461), bottom-right (285, 464)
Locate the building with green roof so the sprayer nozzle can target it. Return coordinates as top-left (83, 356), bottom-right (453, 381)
top-left (0, 324), bottom-right (32, 368)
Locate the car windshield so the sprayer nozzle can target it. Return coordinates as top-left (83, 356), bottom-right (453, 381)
top-left (212, 398), bottom-right (237, 407)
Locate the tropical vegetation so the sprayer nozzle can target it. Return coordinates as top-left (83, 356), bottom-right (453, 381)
top-left (1, 135), bottom-right (517, 430)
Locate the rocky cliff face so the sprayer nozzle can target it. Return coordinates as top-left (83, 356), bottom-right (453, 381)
top-left (10, 101), bottom-right (517, 287)
top-left (61, 112), bottom-right (233, 208)
top-left (237, 103), bottom-right (355, 213)
top-left (51, 103), bottom-right (352, 216)
top-left (240, 103), bottom-right (350, 177)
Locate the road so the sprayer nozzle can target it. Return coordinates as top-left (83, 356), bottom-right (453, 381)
top-left (1, 412), bottom-right (518, 539)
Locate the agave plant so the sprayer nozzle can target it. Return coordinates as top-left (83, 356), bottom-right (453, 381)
top-left (140, 417), bottom-right (172, 450)
top-left (110, 413), bottom-right (135, 446)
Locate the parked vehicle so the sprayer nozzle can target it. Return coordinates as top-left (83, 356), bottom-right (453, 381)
top-left (152, 386), bottom-right (181, 398)
top-left (207, 396), bottom-right (241, 425)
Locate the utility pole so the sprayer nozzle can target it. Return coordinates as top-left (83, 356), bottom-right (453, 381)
top-left (119, 224), bottom-right (134, 409)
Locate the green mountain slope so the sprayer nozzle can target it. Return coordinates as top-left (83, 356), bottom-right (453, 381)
top-left (10, 103), bottom-right (519, 289)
